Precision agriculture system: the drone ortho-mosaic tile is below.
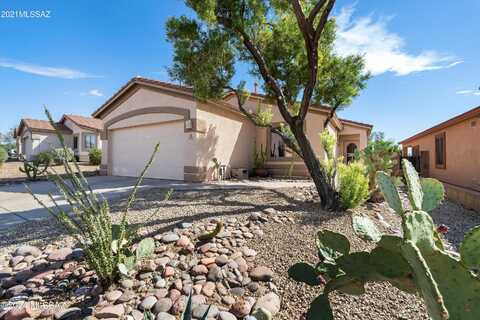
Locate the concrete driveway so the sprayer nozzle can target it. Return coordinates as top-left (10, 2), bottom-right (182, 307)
top-left (0, 176), bottom-right (313, 230)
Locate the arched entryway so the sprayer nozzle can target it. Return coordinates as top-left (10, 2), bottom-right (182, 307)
top-left (346, 143), bottom-right (357, 163)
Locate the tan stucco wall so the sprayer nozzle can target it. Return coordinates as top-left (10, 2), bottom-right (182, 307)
top-left (402, 117), bottom-right (480, 191)
top-left (98, 87), bottom-right (198, 176)
top-left (64, 119), bottom-right (102, 162)
top-left (195, 102), bottom-right (256, 180)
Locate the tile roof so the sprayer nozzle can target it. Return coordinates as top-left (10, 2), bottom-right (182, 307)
top-left (19, 118), bottom-right (72, 134)
top-left (62, 114), bottom-right (104, 131)
top-left (339, 118), bottom-right (374, 129)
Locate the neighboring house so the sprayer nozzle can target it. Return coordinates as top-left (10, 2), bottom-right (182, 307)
top-left (15, 115), bottom-right (103, 162)
top-left (400, 106), bottom-right (480, 210)
top-left (59, 115), bottom-right (104, 162)
top-left (92, 76), bottom-right (372, 181)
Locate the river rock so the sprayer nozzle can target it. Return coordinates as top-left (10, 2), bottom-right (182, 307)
top-left (253, 293), bottom-right (281, 315)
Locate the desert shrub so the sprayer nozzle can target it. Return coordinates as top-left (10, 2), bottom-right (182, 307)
top-left (51, 147), bottom-right (74, 165)
top-left (35, 151), bottom-right (54, 165)
top-left (89, 148), bottom-right (102, 165)
top-left (26, 108), bottom-right (171, 286)
top-left (359, 132), bottom-right (399, 191)
top-left (19, 158), bottom-right (49, 181)
top-left (338, 162), bottom-right (369, 209)
top-left (0, 147), bottom-right (7, 166)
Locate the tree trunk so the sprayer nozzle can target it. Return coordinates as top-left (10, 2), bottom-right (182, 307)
top-left (292, 121), bottom-right (341, 211)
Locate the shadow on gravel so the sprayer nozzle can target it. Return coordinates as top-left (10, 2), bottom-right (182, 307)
top-left (0, 187), bottom-right (325, 249)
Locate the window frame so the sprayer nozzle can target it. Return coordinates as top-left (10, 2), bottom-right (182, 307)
top-left (267, 122), bottom-right (295, 161)
top-left (83, 133), bottom-right (97, 150)
top-left (435, 132), bottom-right (446, 169)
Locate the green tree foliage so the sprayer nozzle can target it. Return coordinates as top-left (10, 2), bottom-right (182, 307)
top-left (359, 132), bottom-right (400, 192)
top-left (166, 0), bottom-right (369, 210)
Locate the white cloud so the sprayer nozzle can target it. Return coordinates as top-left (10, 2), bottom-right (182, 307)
top-left (335, 5), bottom-right (463, 76)
top-left (88, 89), bottom-right (103, 97)
top-left (0, 59), bottom-right (95, 79)
top-left (456, 89), bottom-right (480, 96)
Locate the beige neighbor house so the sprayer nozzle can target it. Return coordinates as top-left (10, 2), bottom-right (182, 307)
top-left (15, 115), bottom-right (103, 162)
top-left (92, 76), bottom-right (372, 181)
top-left (400, 106), bottom-right (480, 211)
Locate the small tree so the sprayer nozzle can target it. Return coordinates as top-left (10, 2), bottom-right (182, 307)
top-left (166, 0), bottom-right (369, 210)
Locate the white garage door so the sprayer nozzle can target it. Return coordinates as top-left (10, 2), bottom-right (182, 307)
top-left (110, 121), bottom-right (185, 180)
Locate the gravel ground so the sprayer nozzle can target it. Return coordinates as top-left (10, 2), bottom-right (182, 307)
top-left (1, 185), bottom-right (478, 319)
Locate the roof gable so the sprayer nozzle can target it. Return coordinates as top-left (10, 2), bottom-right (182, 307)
top-left (61, 114), bottom-right (103, 131)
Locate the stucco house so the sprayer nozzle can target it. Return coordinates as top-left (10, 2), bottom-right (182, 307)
top-left (400, 106), bottom-right (480, 210)
top-left (15, 115), bottom-right (103, 162)
top-left (92, 76), bottom-right (372, 181)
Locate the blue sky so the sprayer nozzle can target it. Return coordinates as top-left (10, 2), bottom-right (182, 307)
top-left (0, 0), bottom-right (479, 142)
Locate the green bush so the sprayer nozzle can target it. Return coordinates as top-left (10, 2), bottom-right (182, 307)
top-left (35, 151), bottom-right (54, 165)
top-left (51, 148), bottom-right (74, 165)
top-left (338, 162), bottom-right (369, 209)
top-left (89, 148), bottom-right (102, 165)
top-left (0, 147), bottom-right (7, 166)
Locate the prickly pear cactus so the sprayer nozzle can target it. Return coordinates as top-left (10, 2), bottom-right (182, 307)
top-left (136, 237), bottom-right (155, 261)
top-left (352, 216), bottom-right (382, 242)
top-left (421, 178), bottom-right (445, 212)
top-left (402, 159), bottom-right (423, 210)
top-left (401, 241), bottom-right (449, 320)
top-left (376, 171), bottom-right (404, 215)
top-left (460, 225), bottom-right (480, 271)
top-left (289, 160), bottom-right (480, 320)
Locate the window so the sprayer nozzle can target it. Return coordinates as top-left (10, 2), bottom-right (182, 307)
top-left (435, 132), bottom-right (446, 169)
top-left (73, 136), bottom-right (78, 150)
top-left (83, 133), bottom-right (97, 150)
top-left (346, 143), bottom-right (357, 163)
top-left (269, 125), bottom-right (293, 159)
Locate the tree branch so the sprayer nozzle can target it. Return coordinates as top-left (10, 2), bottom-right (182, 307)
top-left (323, 103), bottom-right (340, 128)
top-left (226, 86), bottom-right (303, 158)
top-left (236, 28), bottom-right (293, 125)
top-left (313, 0), bottom-right (336, 44)
top-left (296, 0), bottom-right (336, 122)
top-left (307, 0), bottom-right (328, 25)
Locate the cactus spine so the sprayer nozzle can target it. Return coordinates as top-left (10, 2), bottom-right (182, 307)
top-left (289, 159), bottom-right (480, 319)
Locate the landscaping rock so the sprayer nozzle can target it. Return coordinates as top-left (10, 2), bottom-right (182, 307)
top-left (253, 293), bottom-right (281, 315)
top-left (161, 233), bottom-right (179, 243)
top-left (192, 304), bottom-right (219, 318)
top-left (54, 307), bottom-right (82, 320)
top-left (48, 248), bottom-right (72, 261)
top-left (139, 296), bottom-right (158, 311)
top-left (230, 299), bottom-right (252, 318)
top-left (96, 304), bottom-right (125, 319)
top-left (250, 266), bottom-right (273, 281)
top-left (219, 311), bottom-right (238, 320)
top-left (153, 297), bottom-right (173, 314)
top-left (14, 245), bottom-right (41, 258)
top-left (155, 312), bottom-right (175, 320)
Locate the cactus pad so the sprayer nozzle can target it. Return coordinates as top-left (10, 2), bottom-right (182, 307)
top-left (352, 216), bottom-right (382, 242)
top-left (136, 237), bottom-right (155, 261)
top-left (401, 241), bottom-right (449, 320)
top-left (421, 178), bottom-right (445, 212)
top-left (376, 171), bottom-right (404, 214)
top-left (306, 294), bottom-right (333, 320)
top-left (402, 159), bottom-right (423, 210)
top-left (316, 230), bottom-right (350, 261)
top-left (403, 211), bottom-right (437, 250)
top-left (422, 243), bottom-right (480, 319)
top-left (460, 225), bottom-right (480, 271)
